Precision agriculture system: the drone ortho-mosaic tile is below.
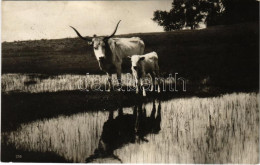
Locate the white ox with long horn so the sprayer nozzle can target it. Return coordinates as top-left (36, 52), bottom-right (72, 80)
top-left (70, 20), bottom-right (145, 91)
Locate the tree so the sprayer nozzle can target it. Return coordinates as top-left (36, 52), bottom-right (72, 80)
top-left (153, 1), bottom-right (185, 31)
top-left (185, 0), bottom-right (205, 29)
top-left (220, 0), bottom-right (259, 25)
top-left (153, 0), bottom-right (209, 31)
top-left (199, 0), bottom-right (224, 26)
top-left (153, 0), bottom-right (259, 31)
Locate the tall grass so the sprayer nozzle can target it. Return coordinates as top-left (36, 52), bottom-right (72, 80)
top-left (2, 92), bottom-right (258, 163)
top-left (115, 92), bottom-right (259, 163)
top-left (1, 73), bottom-right (130, 93)
top-left (2, 73), bottom-right (179, 93)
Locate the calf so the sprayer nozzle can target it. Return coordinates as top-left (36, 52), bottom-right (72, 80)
top-left (129, 51), bottom-right (160, 96)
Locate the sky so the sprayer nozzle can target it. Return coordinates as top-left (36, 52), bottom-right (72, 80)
top-left (2, 1), bottom-right (172, 42)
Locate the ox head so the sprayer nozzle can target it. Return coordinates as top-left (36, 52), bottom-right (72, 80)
top-left (70, 21), bottom-right (121, 62)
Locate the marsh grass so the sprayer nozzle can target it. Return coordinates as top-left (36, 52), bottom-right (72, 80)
top-left (2, 92), bottom-right (259, 163)
top-left (2, 73), bottom-right (184, 93)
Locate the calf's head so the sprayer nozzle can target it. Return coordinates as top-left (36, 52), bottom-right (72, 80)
top-left (129, 55), bottom-right (145, 72)
top-left (70, 20), bottom-right (121, 62)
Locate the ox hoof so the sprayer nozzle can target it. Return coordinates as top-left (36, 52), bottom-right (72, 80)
top-left (116, 88), bottom-right (124, 92)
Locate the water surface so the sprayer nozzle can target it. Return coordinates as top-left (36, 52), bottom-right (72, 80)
top-left (2, 93), bottom-right (259, 163)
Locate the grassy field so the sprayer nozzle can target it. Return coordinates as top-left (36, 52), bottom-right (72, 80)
top-left (2, 22), bottom-right (259, 163)
top-left (2, 93), bottom-right (259, 163)
top-left (2, 22), bottom-right (259, 90)
top-left (2, 73), bottom-right (189, 93)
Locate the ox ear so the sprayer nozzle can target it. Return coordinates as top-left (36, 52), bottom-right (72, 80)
top-left (127, 56), bottom-right (132, 59)
top-left (139, 57), bottom-right (145, 61)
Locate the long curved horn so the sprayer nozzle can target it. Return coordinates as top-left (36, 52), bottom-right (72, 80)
top-left (70, 26), bottom-right (92, 41)
top-left (104, 20), bottom-right (121, 40)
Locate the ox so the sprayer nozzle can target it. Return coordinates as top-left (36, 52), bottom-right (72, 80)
top-left (70, 21), bottom-right (145, 91)
top-left (129, 51), bottom-right (160, 96)
top-left (85, 99), bottom-right (161, 163)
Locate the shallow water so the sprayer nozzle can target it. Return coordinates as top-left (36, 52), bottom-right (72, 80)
top-left (2, 92), bottom-right (259, 163)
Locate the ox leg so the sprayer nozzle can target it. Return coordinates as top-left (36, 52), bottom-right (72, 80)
top-left (150, 73), bottom-right (155, 92)
top-left (116, 66), bottom-right (122, 91)
top-left (157, 79), bottom-right (161, 93)
top-left (140, 78), bottom-right (146, 97)
top-left (157, 100), bottom-right (161, 119)
top-left (155, 70), bottom-right (161, 93)
top-left (156, 100), bottom-right (162, 124)
top-left (151, 99), bottom-right (156, 119)
top-left (134, 105), bottom-right (138, 134)
top-left (108, 110), bottom-right (114, 120)
top-left (156, 77), bottom-right (161, 93)
top-left (135, 77), bottom-right (140, 94)
top-left (107, 73), bottom-right (112, 92)
top-left (132, 71), bottom-right (139, 94)
top-left (118, 106), bottom-right (123, 116)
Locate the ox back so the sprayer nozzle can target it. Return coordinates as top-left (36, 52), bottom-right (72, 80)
top-left (108, 37), bottom-right (145, 73)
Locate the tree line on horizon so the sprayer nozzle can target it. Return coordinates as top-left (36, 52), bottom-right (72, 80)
top-left (153, 0), bottom-right (259, 31)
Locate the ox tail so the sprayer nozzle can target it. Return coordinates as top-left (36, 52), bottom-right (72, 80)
top-left (139, 40), bottom-right (145, 55)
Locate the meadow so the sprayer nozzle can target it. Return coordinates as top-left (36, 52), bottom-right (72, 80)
top-left (2, 73), bottom-right (187, 93)
top-left (2, 93), bottom-right (259, 163)
top-left (2, 22), bottom-right (259, 90)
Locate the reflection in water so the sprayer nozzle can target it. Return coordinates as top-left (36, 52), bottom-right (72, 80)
top-left (2, 111), bottom-right (107, 162)
top-left (85, 100), bottom-right (161, 163)
top-left (2, 93), bottom-right (259, 163)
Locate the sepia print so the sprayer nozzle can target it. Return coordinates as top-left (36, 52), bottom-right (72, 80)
top-left (1, 0), bottom-right (259, 163)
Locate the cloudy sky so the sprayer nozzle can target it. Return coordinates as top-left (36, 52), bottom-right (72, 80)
top-left (2, 1), bottom-right (172, 42)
